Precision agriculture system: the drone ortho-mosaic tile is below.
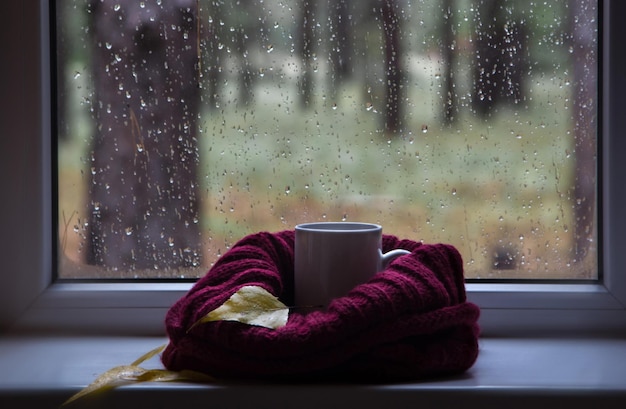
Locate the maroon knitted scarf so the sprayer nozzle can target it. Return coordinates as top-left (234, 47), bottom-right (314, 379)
top-left (162, 230), bottom-right (480, 381)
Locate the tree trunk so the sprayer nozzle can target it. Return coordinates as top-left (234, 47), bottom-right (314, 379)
top-left (471, 0), bottom-right (527, 117)
top-left (472, 0), bottom-right (501, 117)
top-left (441, 0), bottom-right (457, 125)
top-left (298, 0), bottom-right (316, 108)
top-left (328, 0), bottom-right (352, 103)
top-left (233, 0), bottom-right (257, 107)
top-left (203, 0), bottom-right (224, 111)
top-left (87, 0), bottom-right (202, 271)
top-left (381, 0), bottom-right (402, 134)
top-left (570, 0), bottom-right (597, 264)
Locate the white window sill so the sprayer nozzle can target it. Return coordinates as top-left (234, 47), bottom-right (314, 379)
top-left (0, 335), bottom-right (625, 408)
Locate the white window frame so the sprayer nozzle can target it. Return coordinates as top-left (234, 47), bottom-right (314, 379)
top-left (1, 0), bottom-right (625, 337)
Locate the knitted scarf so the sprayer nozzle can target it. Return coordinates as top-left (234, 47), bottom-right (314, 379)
top-left (162, 230), bottom-right (480, 381)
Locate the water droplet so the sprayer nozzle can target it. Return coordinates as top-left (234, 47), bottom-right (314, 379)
top-left (125, 227), bottom-right (133, 236)
top-left (266, 45), bottom-right (274, 53)
top-left (114, 4), bottom-right (121, 11)
top-left (421, 124), bottom-right (428, 133)
top-left (285, 186), bottom-right (291, 194)
top-left (73, 71), bottom-right (81, 79)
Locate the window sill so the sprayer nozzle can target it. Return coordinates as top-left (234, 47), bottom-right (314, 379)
top-left (0, 335), bottom-right (625, 409)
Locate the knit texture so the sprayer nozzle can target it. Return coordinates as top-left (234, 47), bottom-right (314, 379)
top-left (162, 230), bottom-right (480, 381)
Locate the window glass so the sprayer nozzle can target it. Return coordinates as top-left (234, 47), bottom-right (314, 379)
top-left (57, 0), bottom-right (598, 280)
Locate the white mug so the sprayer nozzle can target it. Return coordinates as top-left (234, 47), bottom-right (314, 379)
top-left (294, 222), bottom-right (411, 308)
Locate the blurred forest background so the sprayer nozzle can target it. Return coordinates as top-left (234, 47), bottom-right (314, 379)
top-left (56, 0), bottom-right (598, 279)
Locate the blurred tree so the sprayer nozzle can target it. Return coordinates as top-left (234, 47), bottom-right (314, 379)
top-left (86, 0), bottom-right (202, 271)
top-left (381, 0), bottom-right (403, 134)
top-left (328, 0), bottom-right (353, 103)
top-left (203, 0), bottom-right (225, 111)
top-left (351, 1), bottom-right (380, 111)
top-left (441, 0), bottom-right (458, 125)
top-left (570, 0), bottom-right (597, 264)
top-left (231, 0), bottom-right (264, 107)
top-left (471, 0), bottom-right (527, 117)
top-left (298, 0), bottom-right (316, 108)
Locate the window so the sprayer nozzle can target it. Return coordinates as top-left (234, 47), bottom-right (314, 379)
top-left (57, 0), bottom-right (598, 282)
top-left (1, 0), bottom-right (625, 336)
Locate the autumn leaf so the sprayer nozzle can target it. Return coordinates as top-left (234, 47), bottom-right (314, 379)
top-left (130, 343), bottom-right (167, 366)
top-left (62, 286), bottom-right (287, 406)
top-left (63, 365), bottom-right (215, 406)
top-left (188, 285), bottom-right (289, 331)
top-left (62, 344), bottom-right (214, 407)
top-left (63, 365), bottom-right (147, 406)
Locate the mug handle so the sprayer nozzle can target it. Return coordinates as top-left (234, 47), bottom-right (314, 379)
top-left (380, 249), bottom-right (411, 270)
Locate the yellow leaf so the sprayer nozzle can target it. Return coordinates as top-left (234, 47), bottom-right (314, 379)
top-left (134, 368), bottom-right (215, 383)
top-left (189, 285), bottom-right (289, 330)
top-left (62, 366), bottom-right (217, 406)
top-left (61, 344), bottom-right (217, 407)
top-left (62, 365), bottom-right (147, 406)
top-left (62, 286), bottom-right (289, 406)
top-left (130, 343), bottom-right (167, 366)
